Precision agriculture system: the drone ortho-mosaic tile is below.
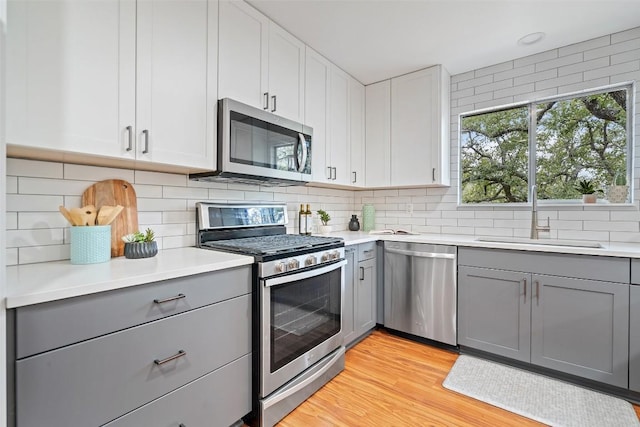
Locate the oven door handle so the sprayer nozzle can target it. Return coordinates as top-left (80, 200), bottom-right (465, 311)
top-left (264, 260), bottom-right (347, 288)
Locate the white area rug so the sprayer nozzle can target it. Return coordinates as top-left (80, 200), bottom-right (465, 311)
top-left (443, 355), bottom-right (640, 427)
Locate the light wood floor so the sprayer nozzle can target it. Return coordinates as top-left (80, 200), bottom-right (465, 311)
top-left (278, 329), bottom-right (640, 426)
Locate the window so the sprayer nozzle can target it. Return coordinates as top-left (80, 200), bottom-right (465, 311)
top-left (460, 85), bottom-right (632, 204)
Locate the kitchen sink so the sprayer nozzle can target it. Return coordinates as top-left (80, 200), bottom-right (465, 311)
top-left (475, 236), bottom-right (603, 248)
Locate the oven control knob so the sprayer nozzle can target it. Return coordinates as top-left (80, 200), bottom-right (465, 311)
top-left (321, 252), bottom-right (331, 262)
top-left (331, 250), bottom-right (340, 260)
top-left (274, 262), bottom-right (286, 273)
top-left (288, 258), bottom-right (300, 270)
top-left (305, 255), bottom-right (317, 266)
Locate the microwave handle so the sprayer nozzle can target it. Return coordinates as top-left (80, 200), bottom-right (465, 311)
top-left (297, 133), bottom-right (308, 173)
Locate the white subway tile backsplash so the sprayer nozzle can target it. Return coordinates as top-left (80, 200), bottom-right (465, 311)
top-left (7, 194), bottom-right (63, 212)
top-left (457, 74), bottom-right (493, 90)
top-left (18, 212), bottom-right (68, 229)
top-left (18, 244), bottom-right (70, 265)
top-left (558, 57), bottom-right (609, 77)
top-left (611, 27), bottom-right (640, 44)
top-left (163, 211), bottom-right (195, 224)
top-left (7, 213), bottom-right (18, 230)
top-left (474, 61), bottom-right (513, 77)
top-left (134, 184), bottom-right (163, 198)
top-left (163, 235), bottom-right (197, 249)
top-left (6, 176), bottom-right (17, 193)
top-left (493, 64), bottom-right (536, 82)
top-left (558, 210), bottom-right (610, 221)
top-left (584, 220), bottom-right (638, 232)
top-left (64, 164), bottom-right (134, 182)
top-left (584, 60), bottom-right (640, 81)
top-left (7, 229), bottom-right (64, 248)
top-left (611, 210), bottom-right (640, 221)
top-left (7, 158), bottom-right (63, 178)
top-left (558, 35), bottom-right (610, 57)
top-left (137, 212), bottom-right (163, 225)
top-left (18, 177), bottom-right (89, 196)
top-left (7, 248), bottom-right (18, 266)
top-left (475, 227), bottom-right (513, 237)
top-left (137, 198), bottom-right (187, 212)
top-left (558, 77), bottom-right (611, 94)
top-left (557, 229), bottom-right (609, 242)
top-left (514, 50), bottom-right (558, 68)
top-left (535, 53), bottom-right (583, 72)
top-left (584, 39), bottom-right (640, 61)
top-left (534, 72), bottom-right (583, 91)
top-left (162, 186), bottom-right (208, 200)
top-left (135, 170), bottom-right (186, 186)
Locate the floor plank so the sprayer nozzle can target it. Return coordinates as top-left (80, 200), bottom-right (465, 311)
top-left (278, 329), bottom-right (640, 426)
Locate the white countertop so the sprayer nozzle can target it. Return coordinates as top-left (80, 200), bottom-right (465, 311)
top-left (6, 247), bottom-right (254, 308)
top-left (9, 233), bottom-right (640, 308)
top-left (327, 231), bottom-right (640, 258)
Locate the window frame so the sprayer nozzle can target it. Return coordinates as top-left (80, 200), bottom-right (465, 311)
top-left (457, 82), bottom-right (635, 206)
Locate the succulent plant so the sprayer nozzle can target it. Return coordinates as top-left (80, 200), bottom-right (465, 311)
top-left (574, 179), bottom-right (601, 195)
top-left (122, 228), bottom-right (156, 243)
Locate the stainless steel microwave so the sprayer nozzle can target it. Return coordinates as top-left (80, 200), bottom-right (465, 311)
top-left (190, 98), bottom-right (312, 186)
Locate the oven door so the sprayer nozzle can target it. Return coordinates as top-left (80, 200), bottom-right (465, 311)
top-left (261, 259), bottom-right (346, 397)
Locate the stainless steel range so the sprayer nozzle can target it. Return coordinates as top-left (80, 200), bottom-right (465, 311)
top-left (196, 203), bottom-right (346, 427)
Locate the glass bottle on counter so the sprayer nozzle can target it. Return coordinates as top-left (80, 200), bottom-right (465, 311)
top-left (298, 204), bottom-right (305, 235)
top-left (305, 204), bottom-right (312, 235)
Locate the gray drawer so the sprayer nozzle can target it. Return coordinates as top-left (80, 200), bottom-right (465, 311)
top-left (358, 242), bottom-right (377, 261)
top-left (16, 294), bottom-right (251, 427)
top-left (458, 247), bottom-right (629, 283)
top-left (16, 266), bottom-right (251, 358)
top-left (632, 259), bottom-right (640, 285)
top-left (104, 353), bottom-right (252, 427)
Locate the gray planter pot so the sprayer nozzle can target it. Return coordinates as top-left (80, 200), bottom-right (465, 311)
top-left (124, 241), bottom-right (158, 259)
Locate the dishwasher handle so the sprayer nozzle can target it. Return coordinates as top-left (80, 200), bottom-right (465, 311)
top-left (385, 247), bottom-right (456, 260)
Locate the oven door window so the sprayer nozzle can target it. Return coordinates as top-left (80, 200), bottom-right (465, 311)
top-left (270, 266), bottom-right (341, 373)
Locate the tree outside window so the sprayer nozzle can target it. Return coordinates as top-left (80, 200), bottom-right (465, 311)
top-left (460, 85), bottom-right (631, 204)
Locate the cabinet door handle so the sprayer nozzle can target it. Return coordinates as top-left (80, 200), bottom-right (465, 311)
top-left (327, 166), bottom-right (332, 180)
top-left (535, 280), bottom-right (540, 305)
top-left (263, 92), bottom-right (269, 110)
top-left (271, 95), bottom-right (277, 112)
top-left (154, 350), bottom-right (186, 366)
top-left (432, 168), bottom-right (436, 182)
top-left (352, 171), bottom-right (357, 183)
top-left (523, 278), bottom-right (527, 302)
top-left (153, 293), bottom-right (186, 304)
top-left (125, 126), bottom-right (133, 151)
top-left (142, 129), bottom-right (150, 154)
top-left (359, 266), bottom-right (364, 280)
top-left (332, 167), bottom-right (337, 180)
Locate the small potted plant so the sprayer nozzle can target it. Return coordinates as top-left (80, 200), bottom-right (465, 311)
top-left (607, 172), bottom-right (629, 203)
top-left (316, 209), bottom-right (332, 234)
top-left (575, 179), bottom-right (601, 203)
top-left (122, 228), bottom-right (158, 259)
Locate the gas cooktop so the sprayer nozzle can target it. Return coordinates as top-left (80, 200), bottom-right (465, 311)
top-left (201, 234), bottom-right (343, 257)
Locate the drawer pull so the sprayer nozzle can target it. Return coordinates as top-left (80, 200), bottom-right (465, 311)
top-left (153, 293), bottom-right (186, 304)
top-left (154, 350), bottom-right (186, 366)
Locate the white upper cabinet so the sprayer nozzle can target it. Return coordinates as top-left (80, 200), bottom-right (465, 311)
top-left (305, 47), bottom-right (331, 183)
top-left (218, 0), bottom-right (304, 122)
top-left (364, 65), bottom-right (450, 188)
top-left (391, 65), bottom-right (450, 186)
top-left (7, 0), bottom-right (217, 171)
top-left (218, 0), bottom-right (267, 110)
top-left (136, 0), bottom-right (217, 169)
top-left (328, 66), bottom-right (351, 185)
top-left (6, 0), bottom-right (136, 159)
top-left (365, 80), bottom-right (391, 188)
top-left (349, 77), bottom-right (365, 187)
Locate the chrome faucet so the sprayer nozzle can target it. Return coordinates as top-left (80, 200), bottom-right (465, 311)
top-left (530, 185), bottom-right (551, 239)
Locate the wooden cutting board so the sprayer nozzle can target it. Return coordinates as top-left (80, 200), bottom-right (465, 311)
top-left (82, 179), bottom-right (139, 257)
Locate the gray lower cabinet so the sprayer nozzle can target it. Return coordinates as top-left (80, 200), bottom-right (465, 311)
top-left (104, 354), bottom-right (252, 427)
top-left (12, 266), bottom-right (253, 427)
top-left (628, 263), bottom-right (640, 392)
top-left (458, 266), bottom-right (530, 362)
top-left (458, 248), bottom-right (630, 388)
top-left (531, 274), bottom-right (628, 387)
top-left (343, 242), bottom-right (377, 347)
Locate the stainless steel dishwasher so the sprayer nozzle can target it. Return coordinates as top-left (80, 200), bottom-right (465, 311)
top-left (384, 241), bottom-right (457, 346)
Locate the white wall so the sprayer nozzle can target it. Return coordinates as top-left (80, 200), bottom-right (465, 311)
top-left (1, 0), bottom-right (8, 423)
top-left (5, 159), bottom-right (357, 265)
top-left (357, 26), bottom-right (640, 243)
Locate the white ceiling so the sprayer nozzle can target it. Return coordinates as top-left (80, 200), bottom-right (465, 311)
top-left (247, 0), bottom-right (640, 85)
